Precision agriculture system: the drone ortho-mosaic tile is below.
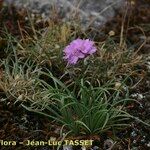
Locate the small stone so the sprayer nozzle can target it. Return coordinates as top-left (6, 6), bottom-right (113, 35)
top-left (147, 142), bottom-right (150, 147)
top-left (137, 94), bottom-right (144, 100)
top-left (104, 139), bottom-right (114, 150)
top-left (131, 93), bottom-right (144, 100)
top-left (92, 146), bottom-right (99, 150)
top-left (133, 140), bottom-right (137, 144)
top-left (131, 131), bottom-right (137, 137)
top-left (141, 139), bottom-right (145, 143)
top-left (25, 17), bottom-right (29, 21)
top-left (81, 146), bottom-right (86, 150)
top-left (63, 145), bottom-right (73, 150)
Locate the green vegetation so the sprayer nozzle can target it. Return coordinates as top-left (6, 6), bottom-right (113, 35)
top-left (0, 14), bottom-right (149, 138)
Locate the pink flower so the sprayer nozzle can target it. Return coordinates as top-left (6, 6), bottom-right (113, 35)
top-left (63, 39), bottom-right (96, 64)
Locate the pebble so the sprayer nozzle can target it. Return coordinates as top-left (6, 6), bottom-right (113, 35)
top-left (133, 140), bottom-right (137, 144)
top-left (140, 138), bottom-right (145, 143)
top-left (147, 142), bottom-right (150, 147)
top-left (63, 145), bottom-right (73, 150)
top-left (103, 139), bottom-right (114, 150)
top-left (92, 146), bottom-right (100, 150)
top-left (81, 146), bottom-right (86, 150)
top-left (131, 131), bottom-right (137, 137)
top-left (131, 93), bottom-right (144, 100)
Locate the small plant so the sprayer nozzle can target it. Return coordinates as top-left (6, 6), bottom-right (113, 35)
top-left (22, 70), bottom-right (146, 136)
top-left (0, 55), bottom-right (42, 102)
top-left (14, 18), bottom-right (144, 87)
top-left (1, 14), bottom-right (148, 139)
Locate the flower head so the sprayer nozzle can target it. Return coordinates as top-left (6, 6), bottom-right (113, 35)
top-left (63, 38), bottom-right (96, 64)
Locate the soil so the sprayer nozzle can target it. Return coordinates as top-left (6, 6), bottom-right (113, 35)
top-left (0, 0), bottom-right (150, 150)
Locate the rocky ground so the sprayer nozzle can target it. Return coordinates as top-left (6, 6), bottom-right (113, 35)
top-left (4, 0), bottom-right (125, 28)
top-left (0, 0), bottom-right (150, 150)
